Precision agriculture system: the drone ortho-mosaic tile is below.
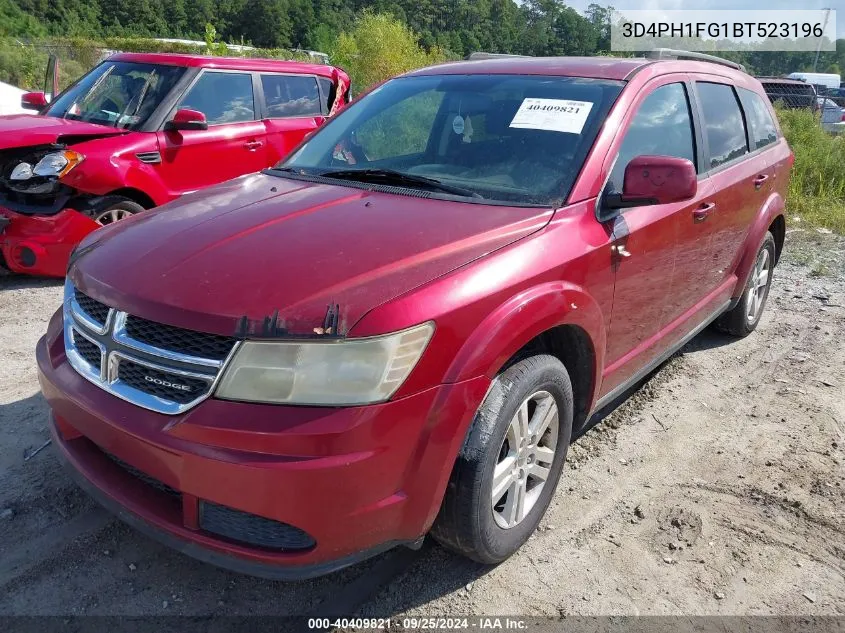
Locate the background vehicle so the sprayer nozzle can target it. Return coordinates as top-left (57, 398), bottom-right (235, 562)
top-left (757, 77), bottom-right (818, 111)
top-left (0, 52), bottom-right (350, 277)
top-left (39, 51), bottom-right (791, 579)
top-left (818, 96), bottom-right (845, 134)
top-left (787, 72), bottom-right (841, 91)
top-left (0, 80), bottom-right (26, 115)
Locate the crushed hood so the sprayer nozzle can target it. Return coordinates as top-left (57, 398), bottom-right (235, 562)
top-left (72, 172), bottom-right (552, 337)
top-left (0, 114), bottom-right (126, 149)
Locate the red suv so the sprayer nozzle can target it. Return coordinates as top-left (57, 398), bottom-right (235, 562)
top-left (37, 52), bottom-right (792, 579)
top-left (0, 52), bottom-right (349, 277)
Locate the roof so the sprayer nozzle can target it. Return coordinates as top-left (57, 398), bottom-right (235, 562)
top-left (408, 56), bottom-right (650, 81)
top-left (108, 52), bottom-right (337, 78)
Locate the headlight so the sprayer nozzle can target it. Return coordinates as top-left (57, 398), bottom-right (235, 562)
top-left (215, 322), bottom-right (434, 406)
top-left (33, 150), bottom-right (84, 178)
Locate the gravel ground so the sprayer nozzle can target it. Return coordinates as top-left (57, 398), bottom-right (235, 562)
top-left (0, 229), bottom-right (842, 619)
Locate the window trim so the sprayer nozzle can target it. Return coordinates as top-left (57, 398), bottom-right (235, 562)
top-left (257, 72), bottom-right (327, 120)
top-left (736, 87), bottom-right (780, 153)
top-left (162, 68), bottom-right (259, 129)
top-left (690, 79), bottom-right (759, 175)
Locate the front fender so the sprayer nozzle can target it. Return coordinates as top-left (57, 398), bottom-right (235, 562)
top-left (732, 191), bottom-right (785, 299)
top-left (444, 280), bottom-right (606, 407)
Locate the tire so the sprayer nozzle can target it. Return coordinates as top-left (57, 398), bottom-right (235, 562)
top-left (88, 197), bottom-right (146, 226)
top-left (714, 231), bottom-right (776, 337)
top-left (431, 355), bottom-right (573, 564)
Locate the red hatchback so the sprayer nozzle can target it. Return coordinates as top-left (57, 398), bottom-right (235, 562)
top-left (38, 52), bottom-right (792, 579)
top-left (0, 52), bottom-right (349, 277)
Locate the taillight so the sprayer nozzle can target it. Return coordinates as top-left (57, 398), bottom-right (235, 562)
top-left (840, 113), bottom-right (845, 122)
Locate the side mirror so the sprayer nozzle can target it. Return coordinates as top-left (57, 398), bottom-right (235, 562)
top-left (603, 155), bottom-right (697, 213)
top-left (165, 108), bottom-right (208, 131)
top-left (21, 92), bottom-right (48, 111)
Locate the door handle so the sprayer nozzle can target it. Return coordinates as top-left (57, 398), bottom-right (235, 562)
top-left (693, 202), bottom-right (716, 223)
top-left (753, 174), bottom-right (769, 190)
top-left (244, 140), bottom-right (263, 151)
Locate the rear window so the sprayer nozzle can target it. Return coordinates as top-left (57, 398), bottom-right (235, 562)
top-left (738, 89), bottom-right (778, 150)
top-left (696, 82), bottom-right (749, 169)
top-left (261, 74), bottom-right (322, 117)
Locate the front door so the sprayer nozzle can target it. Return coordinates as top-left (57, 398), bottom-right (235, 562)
top-left (599, 79), bottom-right (710, 397)
top-left (156, 70), bottom-right (268, 195)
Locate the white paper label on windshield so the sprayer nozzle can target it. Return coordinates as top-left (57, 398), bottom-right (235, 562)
top-left (509, 98), bottom-right (594, 134)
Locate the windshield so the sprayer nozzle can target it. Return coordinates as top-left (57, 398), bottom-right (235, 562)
top-left (46, 61), bottom-right (185, 130)
top-left (278, 74), bottom-right (624, 206)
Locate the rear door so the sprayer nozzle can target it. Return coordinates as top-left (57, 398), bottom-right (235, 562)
top-left (600, 77), bottom-right (714, 395)
top-left (689, 80), bottom-right (771, 294)
top-left (258, 73), bottom-right (327, 164)
top-left (156, 70), bottom-right (268, 195)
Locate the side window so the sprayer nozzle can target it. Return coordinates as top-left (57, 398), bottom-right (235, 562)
top-left (318, 76), bottom-right (335, 112)
top-left (738, 88), bottom-right (778, 150)
top-left (179, 72), bottom-right (255, 125)
top-left (696, 82), bottom-right (749, 168)
top-left (261, 74), bottom-right (322, 117)
top-left (609, 83), bottom-right (696, 193)
top-left (354, 90), bottom-right (444, 161)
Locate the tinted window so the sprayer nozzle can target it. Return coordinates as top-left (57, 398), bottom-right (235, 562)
top-left (609, 83), bottom-right (696, 193)
top-left (318, 76), bottom-right (335, 112)
top-left (697, 82), bottom-right (749, 168)
top-left (283, 75), bottom-right (624, 206)
top-left (262, 74), bottom-right (321, 117)
top-left (179, 72), bottom-right (255, 124)
top-left (738, 88), bottom-right (778, 150)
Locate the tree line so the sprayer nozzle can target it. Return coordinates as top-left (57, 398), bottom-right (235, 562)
top-left (2, 0), bottom-right (844, 77)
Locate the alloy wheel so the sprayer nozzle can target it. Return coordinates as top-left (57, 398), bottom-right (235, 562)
top-left (745, 247), bottom-right (771, 324)
top-left (491, 390), bottom-right (559, 529)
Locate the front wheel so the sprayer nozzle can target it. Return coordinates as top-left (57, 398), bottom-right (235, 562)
top-left (715, 231), bottom-right (776, 337)
top-left (431, 355), bottom-right (573, 564)
top-left (89, 197), bottom-right (146, 226)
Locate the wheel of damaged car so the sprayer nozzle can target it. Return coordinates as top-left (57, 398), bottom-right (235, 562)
top-left (431, 355), bottom-right (573, 564)
top-left (90, 197), bottom-right (146, 226)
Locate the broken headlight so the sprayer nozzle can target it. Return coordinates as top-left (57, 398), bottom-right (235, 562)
top-left (215, 322), bottom-right (434, 406)
top-left (32, 150), bottom-right (84, 178)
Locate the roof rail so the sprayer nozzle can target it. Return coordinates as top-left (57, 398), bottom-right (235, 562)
top-left (467, 52), bottom-right (531, 60)
top-left (646, 48), bottom-right (746, 72)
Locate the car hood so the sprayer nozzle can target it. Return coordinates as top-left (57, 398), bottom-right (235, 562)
top-left (71, 172), bottom-right (553, 337)
top-left (0, 114), bottom-right (126, 149)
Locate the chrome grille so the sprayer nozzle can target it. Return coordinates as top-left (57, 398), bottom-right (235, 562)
top-left (62, 280), bottom-right (239, 415)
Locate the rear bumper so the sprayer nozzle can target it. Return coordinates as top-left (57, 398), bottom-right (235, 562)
top-left (0, 207), bottom-right (98, 277)
top-left (37, 322), bottom-right (490, 578)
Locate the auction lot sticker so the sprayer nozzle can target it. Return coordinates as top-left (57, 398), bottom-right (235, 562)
top-left (509, 98), bottom-right (593, 134)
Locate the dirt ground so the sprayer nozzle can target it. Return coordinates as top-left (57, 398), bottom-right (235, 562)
top-left (0, 228), bottom-right (843, 620)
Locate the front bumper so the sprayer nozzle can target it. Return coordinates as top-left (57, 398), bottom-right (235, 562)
top-left (37, 320), bottom-right (489, 578)
top-left (0, 207), bottom-right (99, 277)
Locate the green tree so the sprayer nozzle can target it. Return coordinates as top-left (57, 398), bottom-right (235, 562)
top-left (331, 11), bottom-right (446, 91)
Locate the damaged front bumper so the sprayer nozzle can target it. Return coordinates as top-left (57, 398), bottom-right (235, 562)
top-left (0, 207), bottom-right (99, 277)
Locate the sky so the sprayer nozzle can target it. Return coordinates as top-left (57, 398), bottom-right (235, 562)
top-left (566, 0), bottom-right (845, 41)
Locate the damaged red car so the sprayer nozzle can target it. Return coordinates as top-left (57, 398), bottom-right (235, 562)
top-left (38, 51), bottom-right (791, 579)
top-left (0, 52), bottom-right (349, 277)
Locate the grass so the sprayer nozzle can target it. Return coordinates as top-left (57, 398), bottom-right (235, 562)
top-left (776, 106), bottom-right (845, 234)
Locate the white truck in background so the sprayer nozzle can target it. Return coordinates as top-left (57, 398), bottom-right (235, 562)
top-left (788, 72), bottom-right (841, 91)
top-left (0, 80), bottom-right (26, 115)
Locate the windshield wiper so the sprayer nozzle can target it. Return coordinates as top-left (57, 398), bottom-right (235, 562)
top-left (317, 168), bottom-right (483, 199)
